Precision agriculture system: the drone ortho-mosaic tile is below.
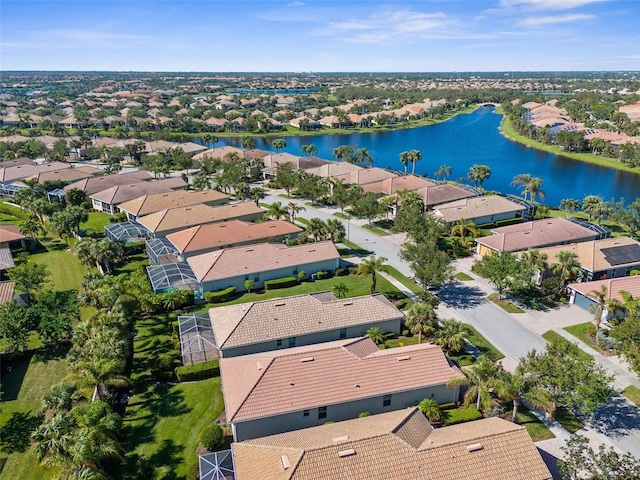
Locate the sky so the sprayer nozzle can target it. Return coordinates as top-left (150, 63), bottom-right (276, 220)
top-left (1, 0), bottom-right (639, 72)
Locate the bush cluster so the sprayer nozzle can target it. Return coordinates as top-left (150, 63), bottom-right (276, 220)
top-left (0, 203), bottom-right (30, 219)
top-left (264, 276), bottom-right (297, 290)
top-left (198, 423), bottom-right (224, 451)
top-left (335, 267), bottom-right (346, 276)
top-left (316, 270), bottom-right (333, 280)
top-left (175, 359), bottom-right (220, 382)
top-left (204, 286), bottom-right (236, 303)
top-left (152, 353), bottom-right (176, 381)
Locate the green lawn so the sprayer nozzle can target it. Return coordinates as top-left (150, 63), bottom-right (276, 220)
top-left (622, 385), bottom-right (640, 406)
top-left (516, 405), bottom-right (556, 442)
top-left (122, 313), bottom-right (224, 479)
top-left (488, 293), bottom-right (524, 313)
top-left (381, 265), bottom-right (422, 294)
top-left (555, 407), bottom-right (584, 433)
top-left (30, 241), bottom-right (85, 292)
top-left (541, 330), bottom-right (565, 344)
top-left (564, 322), bottom-right (605, 352)
top-left (339, 239), bottom-right (372, 256)
top-left (454, 272), bottom-right (473, 281)
top-left (362, 224), bottom-right (389, 236)
top-left (208, 274), bottom-right (407, 308)
top-left (80, 211), bottom-right (112, 237)
top-left (441, 406), bottom-right (483, 425)
top-left (0, 347), bottom-right (70, 480)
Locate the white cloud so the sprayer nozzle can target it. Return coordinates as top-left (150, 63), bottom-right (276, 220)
top-left (519, 13), bottom-right (595, 25)
top-left (499, 0), bottom-right (606, 10)
top-left (288, 1), bottom-right (304, 6)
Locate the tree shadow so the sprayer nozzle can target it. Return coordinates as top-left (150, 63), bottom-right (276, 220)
top-left (150, 439), bottom-right (183, 480)
top-left (0, 411), bottom-right (42, 454)
top-left (0, 351), bottom-right (33, 401)
top-left (32, 342), bottom-right (71, 364)
top-left (537, 447), bottom-right (562, 480)
top-left (438, 282), bottom-right (486, 309)
top-left (590, 395), bottom-right (640, 439)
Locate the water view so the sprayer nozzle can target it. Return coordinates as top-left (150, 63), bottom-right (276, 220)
top-left (219, 107), bottom-right (640, 207)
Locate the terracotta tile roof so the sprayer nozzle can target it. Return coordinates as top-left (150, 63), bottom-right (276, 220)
top-left (417, 184), bottom-right (477, 207)
top-left (65, 170), bottom-right (152, 195)
top-left (89, 177), bottom-right (186, 205)
top-left (305, 162), bottom-right (362, 178)
top-left (220, 337), bottom-right (464, 423)
top-left (361, 175), bottom-right (436, 195)
top-left (136, 201), bottom-right (264, 235)
top-left (0, 280), bottom-right (15, 304)
top-left (0, 247), bottom-right (15, 270)
top-left (209, 292), bottom-right (403, 350)
top-left (0, 225), bottom-right (25, 243)
top-left (31, 166), bottom-right (101, 184)
top-left (433, 195), bottom-right (525, 223)
top-left (333, 168), bottom-right (397, 186)
top-left (187, 241), bottom-right (339, 283)
top-left (166, 219), bottom-right (301, 254)
top-left (0, 161), bottom-right (70, 183)
top-left (233, 409), bottom-right (552, 480)
top-left (533, 236), bottom-right (640, 272)
top-left (568, 276), bottom-right (640, 302)
top-left (118, 189), bottom-right (229, 217)
top-left (477, 218), bottom-right (599, 253)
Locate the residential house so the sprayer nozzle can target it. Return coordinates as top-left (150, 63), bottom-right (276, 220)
top-left (29, 166), bottom-right (102, 185)
top-left (418, 184), bottom-right (479, 209)
top-left (361, 175), bottom-right (437, 196)
top-left (220, 336), bottom-right (464, 441)
top-left (432, 195), bottom-right (532, 226)
top-left (65, 170), bottom-right (152, 195)
top-left (136, 201), bottom-right (264, 237)
top-left (89, 177), bottom-right (186, 215)
top-left (332, 167), bottom-right (397, 187)
top-left (231, 408), bottom-right (552, 480)
top-left (568, 276), bottom-right (640, 321)
top-left (0, 161), bottom-right (71, 184)
top-left (209, 292), bottom-right (404, 357)
top-left (187, 240), bottom-right (339, 294)
top-left (0, 225), bottom-right (26, 272)
top-left (476, 218), bottom-right (603, 257)
top-left (118, 189), bottom-right (229, 221)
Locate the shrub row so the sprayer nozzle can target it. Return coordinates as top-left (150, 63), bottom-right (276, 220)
top-left (0, 202), bottom-right (30, 220)
top-left (264, 276), bottom-right (297, 290)
top-left (204, 286), bottom-right (236, 303)
top-left (442, 407), bottom-right (483, 425)
top-left (316, 270), bottom-right (333, 280)
top-left (175, 359), bottom-right (220, 382)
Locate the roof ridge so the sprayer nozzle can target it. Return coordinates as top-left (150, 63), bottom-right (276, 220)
top-left (418, 421), bottom-right (524, 451)
top-left (181, 224), bottom-right (202, 252)
top-left (219, 302), bottom-right (256, 348)
top-left (230, 356), bottom-right (276, 422)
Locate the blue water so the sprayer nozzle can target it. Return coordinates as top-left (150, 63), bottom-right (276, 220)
top-left (214, 107), bottom-right (640, 207)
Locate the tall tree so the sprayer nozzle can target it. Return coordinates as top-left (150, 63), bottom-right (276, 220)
top-left (559, 435), bottom-right (640, 480)
top-left (404, 302), bottom-right (439, 344)
top-left (582, 195), bottom-right (605, 223)
top-left (286, 201), bottom-right (305, 223)
top-left (473, 251), bottom-right (533, 299)
top-left (434, 319), bottom-right (469, 355)
top-left (551, 250), bottom-right (582, 283)
top-left (490, 370), bottom-right (552, 423)
top-left (272, 138), bottom-right (287, 153)
top-left (434, 164), bottom-right (452, 181)
top-left (325, 218), bottom-right (346, 243)
top-left (332, 145), bottom-right (354, 163)
top-left (467, 164), bottom-right (491, 188)
top-left (560, 198), bottom-right (582, 219)
top-left (352, 147), bottom-right (373, 167)
top-left (399, 151), bottom-right (411, 173)
top-left (263, 201), bottom-right (289, 221)
top-left (447, 355), bottom-right (500, 412)
top-left (356, 256), bottom-right (387, 294)
top-left (8, 260), bottom-right (50, 296)
top-left (409, 149), bottom-right (422, 175)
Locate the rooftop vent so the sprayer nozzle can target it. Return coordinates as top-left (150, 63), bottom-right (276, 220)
top-left (275, 302), bottom-right (286, 307)
top-left (281, 455), bottom-right (291, 470)
top-left (257, 362), bottom-right (263, 370)
top-left (245, 248), bottom-right (254, 252)
top-left (332, 436), bottom-right (349, 443)
top-left (343, 302), bottom-right (353, 306)
top-left (397, 356), bottom-right (411, 361)
top-left (308, 249), bottom-right (316, 252)
top-left (338, 449), bottom-right (356, 458)
top-left (466, 443), bottom-right (483, 452)
top-left (300, 357), bottom-right (314, 363)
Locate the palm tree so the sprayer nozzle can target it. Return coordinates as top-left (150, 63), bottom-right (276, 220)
top-left (520, 248), bottom-right (548, 273)
top-left (582, 195), bottom-right (604, 222)
top-left (434, 319), bottom-right (469, 354)
top-left (332, 282), bottom-right (349, 299)
top-left (287, 201), bottom-right (305, 223)
top-left (446, 355), bottom-right (499, 412)
top-left (489, 370), bottom-right (552, 422)
top-left (434, 164), bottom-right (452, 181)
top-left (19, 218), bottom-right (41, 244)
top-left (272, 138), bottom-right (287, 153)
top-left (71, 357), bottom-right (130, 403)
top-left (42, 383), bottom-right (83, 414)
top-left (410, 149), bottom-right (422, 175)
top-left (300, 144), bottom-right (318, 156)
top-left (353, 147), bottom-right (373, 167)
top-left (399, 151), bottom-right (411, 173)
top-left (467, 164), bottom-right (491, 189)
top-left (551, 250), bottom-right (581, 282)
top-left (241, 136), bottom-right (256, 150)
top-left (306, 217), bottom-right (327, 242)
top-left (356, 255), bottom-right (387, 294)
top-left (527, 177), bottom-right (546, 203)
top-left (560, 198), bottom-right (582, 219)
top-left (589, 284), bottom-right (608, 331)
top-left (418, 398), bottom-right (441, 422)
top-left (332, 145), bottom-right (354, 163)
top-left (191, 172), bottom-right (211, 191)
top-left (449, 218), bottom-right (478, 246)
top-left (511, 173), bottom-right (532, 199)
top-left (263, 201), bottom-right (289, 220)
top-left (620, 290), bottom-right (640, 318)
top-left (404, 302), bottom-right (439, 344)
top-left (365, 326), bottom-right (390, 346)
top-left (325, 218), bottom-right (345, 243)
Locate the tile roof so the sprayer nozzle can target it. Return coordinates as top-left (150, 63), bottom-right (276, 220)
top-left (568, 276), bottom-right (640, 303)
top-left (31, 166), bottom-right (101, 184)
top-left (305, 162), bottom-right (362, 178)
top-left (0, 162), bottom-right (71, 183)
top-left (0, 225), bottom-right (25, 244)
top-left (0, 247), bottom-right (15, 270)
top-left (117, 189), bottom-right (229, 217)
top-left (361, 175), bottom-right (437, 195)
top-left (533, 236), bottom-right (640, 272)
top-left (332, 168), bottom-right (397, 186)
top-left (220, 337), bottom-right (464, 423)
top-left (65, 170), bottom-right (152, 195)
top-left (89, 177), bottom-right (186, 204)
top-left (233, 409), bottom-right (552, 480)
top-left (433, 195), bottom-right (526, 223)
top-left (417, 184), bottom-right (477, 207)
top-left (166, 219), bottom-right (301, 254)
top-left (477, 218), bottom-right (599, 253)
top-left (0, 280), bottom-right (15, 304)
top-left (187, 241), bottom-right (339, 283)
top-left (209, 292), bottom-right (403, 350)
top-left (136, 201), bottom-right (264, 234)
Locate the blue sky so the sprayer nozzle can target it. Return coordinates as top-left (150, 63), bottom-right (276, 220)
top-left (1, 0), bottom-right (639, 71)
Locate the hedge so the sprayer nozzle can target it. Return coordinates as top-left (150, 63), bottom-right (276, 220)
top-left (316, 270), bottom-right (333, 280)
top-left (0, 202), bottom-right (30, 220)
top-left (264, 276), bottom-right (297, 290)
top-left (198, 423), bottom-right (224, 451)
top-left (204, 286), bottom-right (236, 303)
top-left (175, 359), bottom-right (220, 382)
top-left (442, 407), bottom-right (483, 425)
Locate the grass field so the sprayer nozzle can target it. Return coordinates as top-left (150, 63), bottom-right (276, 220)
top-left (516, 405), bottom-right (556, 442)
top-left (0, 347), bottom-right (70, 480)
top-left (454, 272), bottom-right (473, 281)
top-left (622, 385), bottom-right (640, 406)
top-left (564, 322), bottom-right (604, 352)
top-left (80, 211), bottom-right (112, 237)
top-left (29, 240), bottom-right (85, 292)
top-left (488, 293), bottom-right (525, 313)
top-left (381, 265), bottom-right (422, 294)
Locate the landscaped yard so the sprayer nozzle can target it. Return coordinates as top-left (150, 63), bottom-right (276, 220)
top-left (516, 405), bottom-right (556, 442)
top-left (488, 293), bottom-right (524, 313)
top-left (80, 211), bottom-right (112, 237)
top-left (381, 265), bottom-right (422, 294)
top-left (30, 241), bottom-right (85, 292)
top-left (622, 385), bottom-right (640, 406)
top-left (454, 272), bottom-right (473, 281)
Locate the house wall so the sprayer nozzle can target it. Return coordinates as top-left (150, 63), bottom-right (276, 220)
top-left (231, 383), bottom-right (458, 441)
top-left (473, 210), bottom-right (523, 226)
top-left (476, 243), bottom-right (497, 256)
top-left (220, 318), bottom-right (403, 358)
top-left (200, 258), bottom-right (339, 293)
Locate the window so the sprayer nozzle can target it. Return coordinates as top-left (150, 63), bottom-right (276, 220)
top-left (339, 328), bottom-right (347, 339)
top-left (383, 394), bottom-right (392, 407)
top-left (318, 406), bottom-right (327, 419)
top-left (303, 410), bottom-right (309, 417)
top-left (288, 337), bottom-right (296, 348)
top-left (244, 275), bottom-right (249, 281)
top-left (276, 339), bottom-right (282, 347)
top-left (254, 275), bottom-right (259, 282)
top-left (293, 268), bottom-right (298, 276)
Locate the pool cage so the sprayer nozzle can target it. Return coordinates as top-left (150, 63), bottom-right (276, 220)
top-left (146, 237), bottom-right (181, 265)
top-left (47, 188), bottom-right (66, 204)
top-left (104, 221), bottom-right (153, 243)
top-left (199, 450), bottom-right (234, 480)
top-left (178, 313), bottom-right (219, 365)
top-left (0, 183), bottom-right (28, 199)
top-left (146, 262), bottom-right (199, 294)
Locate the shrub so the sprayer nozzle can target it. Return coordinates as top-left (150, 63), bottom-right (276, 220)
top-left (204, 286), bottom-right (236, 303)
top-left (198, 423), bottom-right (224, 451)
top-left (585, 323), bottom-right (597, 337)
top-left (264, 276), bottom-right (297, 290)
top-left (316, 270), bottom-right (332, 280)
top-left (151, 354), bottom-right (175, 381)
top-left (631, 270), bottom-right (640, 276)
top-left (0, 202), bottom-right (30, 220)
top-left (175, 359), bottom-right (220, 382)
top-left (335, 267), bottom-right (346, 277)
top-left (297, 270), bottom-right (307, 282)
top-left (596, 329), bottom-right (617, 350)
top-left (358, 411), bottom-right (370, 418)
top-left (402, 329), bottom-right (410, 337)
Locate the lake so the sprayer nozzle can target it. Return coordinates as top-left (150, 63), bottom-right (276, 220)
top-left (216, 107), bottom-right (640, 207)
